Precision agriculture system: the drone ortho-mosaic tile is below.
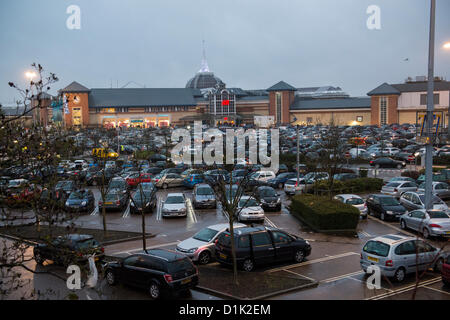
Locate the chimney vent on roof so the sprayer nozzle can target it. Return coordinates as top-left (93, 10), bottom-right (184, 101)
top-left (415, 76), bottom-right (427, 82)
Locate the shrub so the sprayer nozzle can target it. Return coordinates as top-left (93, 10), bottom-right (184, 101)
top-left (310, 177), bottom-right (383, 195)
top-left (401, 170), bottom-right (420, 180)
top-left (290, 194), bottom-right (360, 231)
top-left (359, 168), bottom-right (368, 178)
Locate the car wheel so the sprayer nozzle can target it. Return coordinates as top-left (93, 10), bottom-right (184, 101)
top-left (34, 251), bottom-right (44, 265)
top-left (422, 228), bottom-right (430, 239)
top-left (242, 259), bottom-right (254, 272)
top-left (198, 251), bottom-right (211, 265)
top-left (380, 212), bottom-right (386, 221)
top-left (394, 267), bottom-right (406, 283)
top-left (105, 270), bottom-right (116, 286)
top-left (400, 219), bottom-right (407, 230)
top-left (278, 183), bottom-right (283, 189)
top-left (294, 249), bottom-right (305, 263)
top-left (434, 258), bottom-right (444, 273)
top-left (149, 282), bottom-right (161, 299)
top-left (162, 183), bottom-right (168, 189)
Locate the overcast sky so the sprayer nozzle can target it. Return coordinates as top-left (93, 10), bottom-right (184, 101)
top-left (1, 0), bottom-right (449, 105)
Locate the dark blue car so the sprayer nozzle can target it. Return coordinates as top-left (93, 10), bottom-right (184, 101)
top-left (65, 189), bottom-right (96, 213)
top-left (266, 172), bottom-right (298, 189)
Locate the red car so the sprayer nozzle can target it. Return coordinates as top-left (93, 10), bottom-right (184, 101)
top-left (442, 256), bottom-right (450, 287)
top-left (6, 184), bottom-right (41, 206)
top-left (126, 173), bottom-right (153, 188)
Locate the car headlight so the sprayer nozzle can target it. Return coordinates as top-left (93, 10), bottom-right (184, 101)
top-left (277, 198), bottom-right (281, 203)
top-left (386, 211), bottom-right (394, 215)
top-left (130, 201), bottom-right (135, 207)
top-left (260, 199), bottom-right (266, 204)
top-left (188, 248), bottom-right (197, 253)
top-left (81, 201), bottom-right (87, 206)
top-left (65, 201), bottom-right (70, 206)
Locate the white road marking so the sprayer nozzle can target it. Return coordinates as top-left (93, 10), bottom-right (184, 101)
top-left (111, 241), bottom-right (181, 255)
top-left (321, 271), bottom-right (365, 283)
top-left (122, 202), bottom-right (131, 218)
top-left (156, 197), bottom-right (162, 221)
top-left (366, 277), bottom-right (442, 300)
top-left (267, 252), bottom-right (360, 273)
top-left (186, 198), bottom-right (197, 223)
top-left (264, 216), bottom-right (277, 228)
top-left (90, 206), bottom-right (99, 216)
top-left (282, 269), bottom-right (316, 282)
top-left (423, 285), bottom-right (450, 296)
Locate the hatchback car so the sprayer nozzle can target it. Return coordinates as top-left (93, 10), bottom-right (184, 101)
top-left (369, 157), bottom-right (405, 169)
top-left (130, 188), bottom-right (157, 214)
top-left (266, 172), bottom-right (297, 189)
top-left (176, 223), bottom-right (245, 264)
top-left (162, 193), bottom-right (187, 218)
top-left (192, 184), bottom-right (216, 209)
top-left (366, 194), bottom-right (406, 221)
top-left (154, 173), bottom-right (183, 189)
top-left (360, 234), bottom-right (446, 282)
top-left (254, 186), bottom-right (281, 212)
top-left (215, 226), bottom-right (311, 272)
top-left (65, 189), bottom-right (95, 213)
top-left (400, 209), bottom-right (450, 239)
top-left (104, 249), bottom-right (198, 299)
top-left (54, 180), bottom-right (77, 201)
top-left (334, 194), bottom-right (367, 218)
top-left (399, 192), bottom-right (449, 212)
top-left (237, 196), bottom-right (265, 222)
top-left (98, 190), bottom-right (129, 212)
top-left (381, 181), bottom-right (418, 198)
top-left (418, 182), bottom-right (450, 200)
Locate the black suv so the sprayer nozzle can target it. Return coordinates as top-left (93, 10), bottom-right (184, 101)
top-left (104, 249), bottom-right (198, 299)
top-left (33, 234), bottom-right (104, 266)
top-left (215, 226), bottom-right (311, 272)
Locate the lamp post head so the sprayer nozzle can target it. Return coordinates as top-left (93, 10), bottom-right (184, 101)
top-left (443, 42), bottom-right (450, 50)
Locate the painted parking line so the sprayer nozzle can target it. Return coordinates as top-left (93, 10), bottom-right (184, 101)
top-left (367, 215), bottom-right (416, 237)
top-left (282, 268), bottom-right (316, 282)
top-left (321, 270), bottom-right (366, 284)
top-left (366, 277), bottom-right (442, 300)
top-left (264, 216), bottom-right (277, 228)
top-left (122, 202), bottom-right (131, 218)
top-left (156, 198), bottom-right (162, 221)
top-left (422, 285), bottom-right (450, 296)
top-left (90, 206), bottom-right (99, 216)
top-left (111, 241), bottom-right (181, 255)
top-left (266, 252), bottom-right (360, 273)
top-left (186, 198), bottom-right (197, 223)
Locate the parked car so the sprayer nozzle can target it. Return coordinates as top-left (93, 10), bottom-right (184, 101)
top-left (176, 223), bottom-right (245, 264)
top-left (54, 180), bottom-right (77, 201)
top-left (418, 182), bottom-right (450, 200)
top-left (98, 190), bottom-right (129, 212)
top-left (237, 196), bottom-right (265, 222)
top-left (360, 234), bottom-right (446, 282)
top-left (154, 173), bottom-right (183, 189)
top-left (366, 194), bottom-right (406, 221)
top-left (108, 177), bottom-right (129, 194)
top-left (192, 184), bottom-right (216, 209)
top-left (65, 189), bottom-right (96, 213)
top-left (126, 173), bottom-right (153, 188)
top-left (215, 226), bottom-right (312, 272)
top-left (104, 249), bottom-right (198, 299)
top-left (130, 188), bottom-right (157, 214)
top-left (162, 193), bottom-right (187, 218)
top-left (400, 209), bottom-right (450, 239)
top-left (387, 177), bottom-right (416, 184)
top-left (34, 234), bottom-right (104, 266)
top-left (334, 194), bottom-right (368, 218)
top-left (266, 172), bottom-right (297, 189)
top-left (253, 186), bottom-right (281, 212)
top-left (250, 170), bottom-right (276, 183)
top-left (381, 181), bottom-right (418, 198)
top-left (183, 173), bottom-right (204, 188)
top-left (333, 173), bottom-right (359, 182)
top-left (399, 192), bottom-right (449, 212)
top-left (369, 157), bottom-right (406, 169)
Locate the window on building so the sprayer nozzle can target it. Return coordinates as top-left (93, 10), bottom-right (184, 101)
top-left (380, 97), bottom-right (387, 125)
top-left (357, 116), bottom-right (363, 122)
top-left (276, 92), bottom-right (282, 125)
top-left (420, 93), bottom-right (440, 105)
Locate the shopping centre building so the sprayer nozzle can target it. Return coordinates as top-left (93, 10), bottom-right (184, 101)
top-left (53, 54), bottom-right (450, 129)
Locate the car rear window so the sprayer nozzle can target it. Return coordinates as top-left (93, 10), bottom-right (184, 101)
top-left (363, 241), bottom-right (390, 257)
top-left (428, 211), bottom-right (449, 219)
top-left (285, 180), bottom-right (296, 185)
top-left (167, 258), bottom-right (195, 274)
top-left (385, 182), bottom-right (400, 187)
top-left (346, 198), bottom-right (364, 205)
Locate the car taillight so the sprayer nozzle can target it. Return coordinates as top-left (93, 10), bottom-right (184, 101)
top-left (429, 224), bottom-right (442, 228)
top-left (164, 274), bottom-right (173, 283)
top-left (98, 201), bottom-right (102, 205)
top-left (386, 260), bottom-right (394, 267)
top-left (116, 200), bottom-right (120, 205)
top-left (215, 239), bottom-right (218, 245)
top-left (370, 161), bottom-right (373, 164)
top-left (101, 247), bottom-right (105, 253)
top-left (190, 176), bottom-right (193, 182)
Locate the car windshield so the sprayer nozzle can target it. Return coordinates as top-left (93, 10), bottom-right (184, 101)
top-left (419, 195), bottom-right (443, 204)
top-left (380, 197), bottom-right (400, 206)
top-left (346, 198), bottom-right (364, 205)
top-left (196, 187), bottom-right (213, 195)
top-left (132, 191), bottom-right (151, 201)
top-left (193, 228), bottom-right (219, 242)
top-left (239, 198), bottom-right (258, 208)
top-left (165, 196), bottom-right (184, 204)
top-left (363, 241), bottom-right (390, 257)
top-left (260, 188), bottom-right (277, 197)
top-left (428, 211), bottom-right (449, 219)
top-left (69, 191), bottom-right (86, 200)
top-left (167, 258), bottom-right (195, 274)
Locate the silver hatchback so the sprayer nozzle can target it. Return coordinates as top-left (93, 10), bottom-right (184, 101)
top-left (360, 234), bottom-right (447, 282)
top-left (400, 209), bottom-right (450, 239)
top-left (381, 181), bottom-right (417, 198)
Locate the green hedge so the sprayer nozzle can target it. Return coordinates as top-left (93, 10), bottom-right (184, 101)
top-left (309, 177), bottom-right (383, 195)
top-left (290, 194), bottom-right (360, 231)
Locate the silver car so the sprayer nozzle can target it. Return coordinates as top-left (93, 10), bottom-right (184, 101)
top-left (400, 209), bottom-right (450, 239)
top-left (176, 223), bottom-right (245, 264)
top-left (334, 194), bottom-right (368, 218)
top-left (161, 193), bottom-right (187, 217)
top-left (381, 181), bottom-right (418, 198)
top-left (192, 184), bottom-right (216, 209)
top-left (418, 182), bottom-right (450, 200)
top-left (360, 234), bottom-right (446, 282)
top-left (154, 173), bottom-right (183, 189)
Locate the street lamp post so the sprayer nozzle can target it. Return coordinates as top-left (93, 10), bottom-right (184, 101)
top-left (424, 0), bottom-right (436, 210)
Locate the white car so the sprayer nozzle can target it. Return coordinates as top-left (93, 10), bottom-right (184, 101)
top-left (176, 223), bottom-right (246, 264)
top-left (161, 193), bottom-right (187, 218)
top-left (334, 194), bottom-right (368, 218)
top-left (284, 178), bottom-right (304, 195)
top-left (251, 170), bottom-right (276, 183)
top-left (237, 196), bottom-right (265, 222)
